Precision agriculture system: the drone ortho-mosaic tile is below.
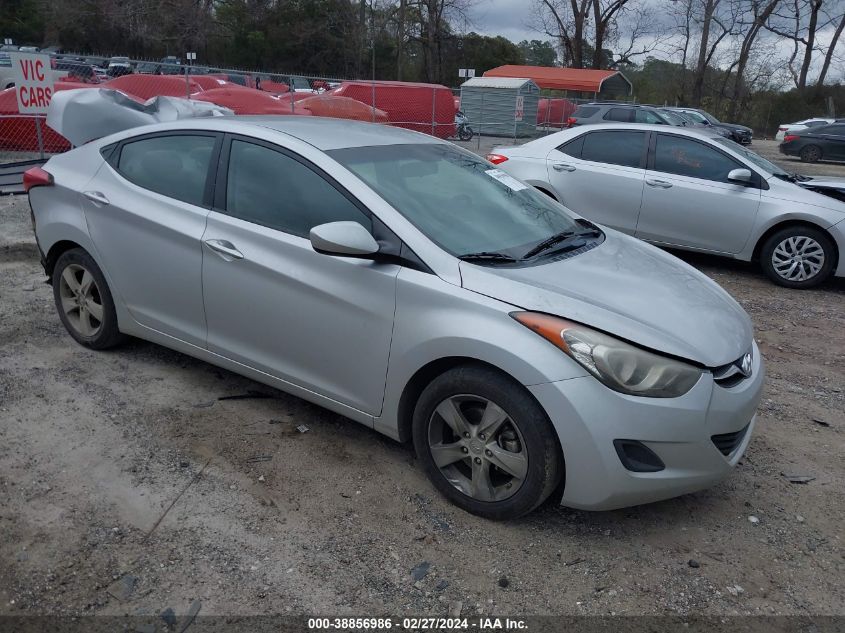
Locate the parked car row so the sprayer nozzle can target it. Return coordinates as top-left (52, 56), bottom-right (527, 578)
top-left (565, 103), bottom-right (754, 145)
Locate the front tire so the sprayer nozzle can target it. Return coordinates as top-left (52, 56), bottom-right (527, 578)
top-left (458, 126), bottom-right (473, 141)
top-left (412, 364), bottom-right (563, 520)
top-left (800, 145), bottom-right (822, 163)
top-left (52, 248), bottom-right (126, 349)
top-left (760, 226), bottom-right (835, 288)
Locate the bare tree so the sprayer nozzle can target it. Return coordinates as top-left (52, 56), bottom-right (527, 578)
top-left (532, 0), bottom-right (664, 69)
top-left (727, 0), bottom-right (782, 118)
top-left (815, 8), bottom-right (845, 86)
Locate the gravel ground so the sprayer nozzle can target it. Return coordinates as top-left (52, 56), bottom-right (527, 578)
top-left (0, 142), bottom-right (844, 621)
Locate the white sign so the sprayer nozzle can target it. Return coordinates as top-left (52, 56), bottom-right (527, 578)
top-left (515, 95), bottom-right (524, 122)
top-left (458, 68), bottom-right (476, 78)
top-left (485, 169), bottom-right (527, 192)
top-left (4, 38), bottom-right (12, 45)
top-left (9, 52), bottom-right (54, 114)
top-left (467, 68), bottom-right (475, 78)
top-left (186, 52), bottom-right (196, 61)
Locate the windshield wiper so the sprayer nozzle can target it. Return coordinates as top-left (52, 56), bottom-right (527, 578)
top-left (521, 228), bottom-right (601, 260)
top-left (457, 251), bottom-right (519, 263)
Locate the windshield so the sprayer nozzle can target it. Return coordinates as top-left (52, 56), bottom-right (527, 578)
top-left (659, 110), bottom-right (687, 126)
top-left (681, 110), bottom-right (709, 124)
top-left (712, 137), bottom-right (788, 176)
top-left (329, 143), bottom-right (584, 259)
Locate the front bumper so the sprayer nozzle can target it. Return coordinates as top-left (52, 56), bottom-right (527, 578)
top-left (529, 341), bottom-right (764, 510)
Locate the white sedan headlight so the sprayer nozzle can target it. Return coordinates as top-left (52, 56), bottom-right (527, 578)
top-left (513, 312), bottom-right (703, 398)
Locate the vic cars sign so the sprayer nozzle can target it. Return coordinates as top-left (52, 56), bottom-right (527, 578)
top-left (9, 53), bottom-right (54, 114)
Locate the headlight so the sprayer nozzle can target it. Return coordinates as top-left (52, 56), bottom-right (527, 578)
top-left (512, 312), bottom-right (703, 398)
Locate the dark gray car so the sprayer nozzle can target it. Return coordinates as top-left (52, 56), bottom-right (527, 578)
top-left (566, 103), bottom-right (677, 128)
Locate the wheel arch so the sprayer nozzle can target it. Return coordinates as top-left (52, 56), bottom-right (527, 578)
top-left (532, 184), bottom-right (560, 201)
top-left (394, 357), bottom-right (557, 447)
top-left (44, 239), bottom-right (85, 280)
top-left (753, 219), bottom-right (839, 270)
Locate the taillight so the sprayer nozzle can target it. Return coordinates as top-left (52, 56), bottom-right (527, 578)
top-left (783, 134), bottom-right (799, 142)
top-left (565, 117), bottom-right (577, 128)
top-left (486, 154), bottom-right (508, 165)
top-left (23, 167), bottom-right (54, 192)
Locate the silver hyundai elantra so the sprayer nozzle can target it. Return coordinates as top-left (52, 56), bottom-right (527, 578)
top-left (26, 117), bottom-right (764, 519)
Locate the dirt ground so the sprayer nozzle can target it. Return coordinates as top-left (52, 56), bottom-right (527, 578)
top-left (0, 142), bottom-right (844, 621)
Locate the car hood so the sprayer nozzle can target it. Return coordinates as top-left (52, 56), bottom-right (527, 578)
top-left (716, 122), bottom-right (752, 133)
top-left (767, 177), bottom-right (845, 211)
top-left (459, 230), bottom-right (753, 368)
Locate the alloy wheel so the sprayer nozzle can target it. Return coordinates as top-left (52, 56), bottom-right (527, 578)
top-left (771, 236), bottom-right (825, 282)
top-left (58, 263), bottom-right (104, 337)
top-left (427, 394), bottom-right (528, 502)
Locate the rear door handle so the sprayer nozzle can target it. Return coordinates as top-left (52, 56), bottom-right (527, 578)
top-left (82, 191), bottom-right (110, 205)
top-left (645, 179), bottom-right (673, 189)
top-left (552, 163), bottom-right (576, 172)
top-left (204, 239), bottom-right (244, 261)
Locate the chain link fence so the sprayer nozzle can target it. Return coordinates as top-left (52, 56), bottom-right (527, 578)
top-left (1, 52), bottom-right (633, 167)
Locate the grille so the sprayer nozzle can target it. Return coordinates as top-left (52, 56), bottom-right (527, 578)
top-left (711, 423), bottom-right (750, 457)
top-left (712, 351), bottom-right (753, 388)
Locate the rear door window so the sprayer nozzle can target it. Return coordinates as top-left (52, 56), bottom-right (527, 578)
top-left (635, 109), bottom-right (666, 124)
top-left (116, 134), bottom-right (217, 206)
top-left (581, 130), bottom-right (647, 168)
top-left (603, 108), bottom-right (632, 122)
top-left (557, 135), bottom-right (584, 158)
top-left (571, 106), bottom-right (599, 118)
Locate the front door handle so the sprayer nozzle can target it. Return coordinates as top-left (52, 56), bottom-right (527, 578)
top-left (645, 179), bottom-right (673, 189)
top-left (204, 239), bottom-right (244, 261)
top-left (82, 191), bottom-right (110, 205)
top-left (552, 163), bottom-right (576, 172)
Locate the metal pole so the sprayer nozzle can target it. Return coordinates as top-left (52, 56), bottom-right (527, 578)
top-left (513, 88), bottom-right (519, 142)
top-left (477, 91), bottom-right (483, 151)
top-left (185, 58), bottom-right (191, 100)
top-left (431, 87), bottom-right (436, 136)
top-left (35, 116), bottom-right (45, 159)
top-left (371, 0), bottom-right (376, 123)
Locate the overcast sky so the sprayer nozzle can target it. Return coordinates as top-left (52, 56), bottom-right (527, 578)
top-left (466, 0), bottom-right (541, 44)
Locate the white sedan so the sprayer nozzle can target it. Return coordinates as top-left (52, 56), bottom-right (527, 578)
top-left (775, 118), bottom-right (834, 141)
top-left (489, 123), bottom-right (845, 288)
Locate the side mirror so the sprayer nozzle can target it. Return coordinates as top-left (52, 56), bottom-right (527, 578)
top-left (310, 221), bottom-right (379, 257)
top-left (727, 168), bottom-right (753, 184)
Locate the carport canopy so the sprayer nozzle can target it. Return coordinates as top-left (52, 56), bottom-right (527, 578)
top-left (483, 65), bottom-right (632, 95)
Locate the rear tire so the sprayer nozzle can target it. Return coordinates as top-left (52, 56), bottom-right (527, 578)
top-left (800, 145), bottom-right (822, 163)
top-left (759, 226), bottom-right (835, 288)
top-left (52, 248), bottom-right (126, 349)
top-left (412, 364), bottom-right (563, 520)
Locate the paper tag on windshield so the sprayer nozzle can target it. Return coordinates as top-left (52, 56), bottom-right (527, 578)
top-left (485, 169), bottom-right (527, 191)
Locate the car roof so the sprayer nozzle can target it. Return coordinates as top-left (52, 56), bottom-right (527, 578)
top-left (231, 116), bottom-right (446, 150)
top-left (112, 116), bottom-right (447, 151)
top-left (533, 122), bottom-right (725, 145)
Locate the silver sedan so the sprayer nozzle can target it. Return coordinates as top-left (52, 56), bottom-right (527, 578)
top-left (26, 117), bottom-right (763, 518)
top-left (491, 123), bottom-right (845, 288)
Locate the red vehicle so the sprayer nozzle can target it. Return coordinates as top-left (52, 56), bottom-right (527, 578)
top-left (0, 82), bottom-right (99, 152)
top-left (297, 95), bottom-right (389, 123)
top-left (103, 75), bottom-right (203, 100)
top-left (330, 81), bottom-right (456, 139)
top-left (536, 98), bottom-right (576, 127)
top-left (191, 88), bottom-right (310, 116)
